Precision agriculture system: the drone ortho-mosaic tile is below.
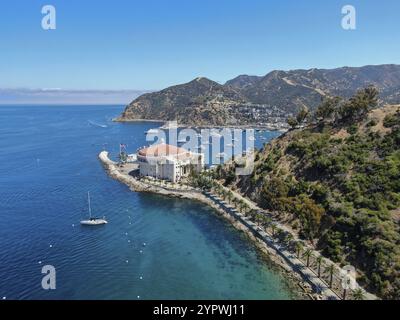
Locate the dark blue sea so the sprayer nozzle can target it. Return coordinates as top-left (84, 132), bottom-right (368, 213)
top-left (0, 105), bottom-right (292, 300)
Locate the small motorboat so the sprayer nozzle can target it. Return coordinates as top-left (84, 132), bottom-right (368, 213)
top-left (80, 192), bottom-right (108, 226)
top-left (159, 121), bottom-right (178, 130)
top-left (88, 120), bottom-right (107, 128)
top-left (216, 152), bottom-right (227, 159)
top-left (145, 128), bottom-right (159, 135)
top-left (210, 131), bottom-right (222, 138)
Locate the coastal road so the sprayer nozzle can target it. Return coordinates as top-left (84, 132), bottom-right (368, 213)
top-left (204, 192), bottom-right (340, 300)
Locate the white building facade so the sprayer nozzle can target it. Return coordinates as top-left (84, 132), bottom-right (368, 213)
top-left (137, 143), bottom-right (204, 182)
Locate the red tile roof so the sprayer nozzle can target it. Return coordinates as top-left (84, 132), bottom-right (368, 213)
top-left (138, 143), bottom-right (188, 157)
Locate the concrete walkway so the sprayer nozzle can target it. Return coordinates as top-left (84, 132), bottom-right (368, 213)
top-left (206, 186), bottom-right (377, 300)
top-left (204, 191), bottom-right (341, 300)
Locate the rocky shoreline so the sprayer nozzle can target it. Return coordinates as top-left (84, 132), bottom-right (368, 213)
top-left (99, 150), bottom-right (377, 301)
top-left (98, 151), bottom-right (337, 300)
top-left (112, 117), bottom-right (288, 132)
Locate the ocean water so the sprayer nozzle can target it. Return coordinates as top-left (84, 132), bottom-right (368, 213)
top-left (0, 105), bottom-right (291, 300)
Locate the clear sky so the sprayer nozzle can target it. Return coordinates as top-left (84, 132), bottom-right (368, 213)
top-left (1, 0), bottom-right (399, 90)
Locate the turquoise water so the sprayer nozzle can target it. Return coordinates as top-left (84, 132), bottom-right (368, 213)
top-left (0, 105), bottom-right (291, 300)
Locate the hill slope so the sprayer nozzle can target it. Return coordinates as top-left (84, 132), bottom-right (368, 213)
top-left (218, 101), bottom-right (400, 299)
top-left (118, 64), bottom-right (400, 125)
top-left (116, 77), bottom-right (248, 126)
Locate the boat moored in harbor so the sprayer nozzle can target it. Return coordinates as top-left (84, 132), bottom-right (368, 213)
top-left (80, 192), bottom-right (108, 226)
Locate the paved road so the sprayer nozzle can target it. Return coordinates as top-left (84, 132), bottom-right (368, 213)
top-left (204, 191), bottom-right (340, 300)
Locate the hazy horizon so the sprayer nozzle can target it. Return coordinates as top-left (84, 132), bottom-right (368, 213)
top-left (2, 62), bottom-right (400, 104)
top-left (0, 88), bottom-right (152, 105)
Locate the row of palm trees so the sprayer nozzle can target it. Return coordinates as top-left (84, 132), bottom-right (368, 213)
top-left (140, 176), bottom-right (193, 191)
top-left (210, 182), bottom-right (366, 300)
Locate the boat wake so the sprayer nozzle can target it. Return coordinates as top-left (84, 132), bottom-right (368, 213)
top-left (88, 120), bottom-right (108, 128)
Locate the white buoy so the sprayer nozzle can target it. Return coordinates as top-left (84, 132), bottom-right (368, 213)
top-left (49, 244), bottom-right (53, 248)
top-left (2, 296), bottom-right (6, 300)
top-left (143, 243), bottom-right (146, 246)
top-left (126, 260), bottom-right (129, 263)
top-left (38, 261), bottom-right (42, 264)
top-left (137, 296), bottom-right (140, 299)
top-left (139, 250), bottom-right (143, 253)
top-left (139, 276), bottom-right (143, 280)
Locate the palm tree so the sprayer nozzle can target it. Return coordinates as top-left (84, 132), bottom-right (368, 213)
top-left (262, 216), bottom-right (272, 229)
top-left (303, 248), bottom-right (313, 267)
top-left (352, 288), bottom-right (366, 300)
top-left (285, 234), bottom-right (294, 247)
top-left (249, 209), bottom-right (257, 221)
top-left (270, 224), bottom-right (277, 237)
top-left (295, 242), bottom-right (304, 258)
top-left (242, 202), bottom-right (249, 215)
top-left (325, 264), bottom-right (336, 288)
top-left (227, 191), bottom-right (233, 203)
top-left (221, 189), bottom-right (227, 200)
top-left (275, 227), bottom-right (283, 238)
top-left (316, 256), bottom-right (324, 277)
top-left (255, 213), bottom-right (263, 226)
top-left (238, 200), bottom-right (245, 213)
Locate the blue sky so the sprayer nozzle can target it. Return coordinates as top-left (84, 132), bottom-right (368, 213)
top-left (0, 0), bottom-right (399, 91)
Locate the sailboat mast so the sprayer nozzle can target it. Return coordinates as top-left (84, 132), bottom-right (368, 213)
top-left (88, 191), bottom-right (92, 218)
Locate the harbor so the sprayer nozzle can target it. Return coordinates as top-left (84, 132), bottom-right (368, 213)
top-left (0, 105), bottom-right (293, 300)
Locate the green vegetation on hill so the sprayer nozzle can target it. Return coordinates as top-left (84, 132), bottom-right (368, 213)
top-left (119, 64), bottom-right (400, 125)
top-left (218, 88), bottom-right (400, 299)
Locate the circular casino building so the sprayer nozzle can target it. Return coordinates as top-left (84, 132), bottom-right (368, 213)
top-left (137, 143), bottom-right (204, 182)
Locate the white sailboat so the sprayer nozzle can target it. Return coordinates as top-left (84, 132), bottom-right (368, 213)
top-left (80, 192), bottom-right (108, 226)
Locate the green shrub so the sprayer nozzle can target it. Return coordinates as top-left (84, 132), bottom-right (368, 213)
top-left (348, 124), bottom-right (358, 134)
top-left (383, 112), bottom-right (400, 128)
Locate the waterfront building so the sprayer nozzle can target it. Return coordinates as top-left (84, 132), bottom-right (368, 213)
top-left (137, 143), bottom-right (204, 182)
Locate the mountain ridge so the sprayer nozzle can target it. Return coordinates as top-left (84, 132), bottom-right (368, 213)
top-left (118, 64), bottom-right (400, 126)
